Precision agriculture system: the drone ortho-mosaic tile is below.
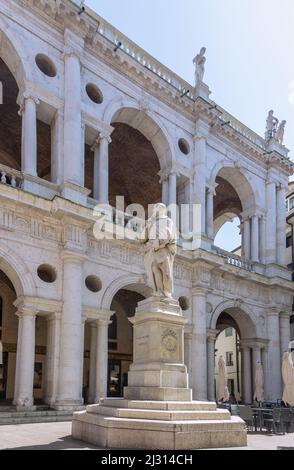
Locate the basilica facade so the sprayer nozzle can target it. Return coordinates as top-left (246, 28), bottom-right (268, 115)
top-left (0, 0), bottom-right (293, 413)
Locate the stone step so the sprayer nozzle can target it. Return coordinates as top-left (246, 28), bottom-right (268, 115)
top-left (99, 398), bottom-right (217, 411)
top-left (0, 410), bottom-right (72, 418)
top-left (0, 414), bottom-right (73, 425)
top-left (0, 409), bottom-right (73, 425)
top-left (72, 412), bottom-right (247, 449)
top-left (91, 405), bottom-right (231, 421)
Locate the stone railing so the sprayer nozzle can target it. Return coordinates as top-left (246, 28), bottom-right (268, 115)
top-left (0, 164), bottom-right (23, 189)
top-left (88, 199), bottom-right (146, 236)
top-left (217, 107), bottom-right (266, 150)
top-left (212, 245), bottom-right (254, 272)
top-left (89, 11), bottom-right (195, 101)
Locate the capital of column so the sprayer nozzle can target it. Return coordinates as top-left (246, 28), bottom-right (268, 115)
top-left (46, 312), bottom-right (62, 323)
top-left (191, 287), bottom-right (207, 297)
top-left (206, 187), bottom-right (216, 197)
top-left (96, 318), bottom-right (112, 328)
top-left (91, 132), bottom-right (112, 152)
top-left (280, 311), bottom-right (291, 321)
top-left (18, 91), bottom-right (40, 115)
top-left (207, 328), bottom-right (219, 342)
top-left (60, 249), bottom-right (86, 264)
top-left (16, 306), bottom-right (37, 319)
top-left (267, 307), bottom-right (280, 318)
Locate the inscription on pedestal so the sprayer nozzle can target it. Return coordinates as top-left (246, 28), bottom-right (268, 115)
top-left (161, 328), bottom-right (178, 359)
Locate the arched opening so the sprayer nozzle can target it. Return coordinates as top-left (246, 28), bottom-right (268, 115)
top-left (211, 305), bottom-right (258, 405)
top-left (0, 58), bottom-right (22, 172)
top-left (0, 268), bottom-right (48, 406)
top-left (108, 288), bottom-right (145, 397)
top-left (0, 46), bottom-right (54, 184)
top-left (212, 167), bottom-right (255, 257)
top-left (215, 313), bottom-right (241, 403)
top-left (0, 270), bottom-right (16, 403)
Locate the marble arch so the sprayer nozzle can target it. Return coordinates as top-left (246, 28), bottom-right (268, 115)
top-left (210, 160), bottom-right (258, 213)
top-left (0, 243), bottom-right (36, 298)
top-left (210, 299), bottom-right (258, 338)
top-left (0, 17), bottom-right (30, 90)
top-left (103, 98), bottom-right (175, 170)
top-left (100, 273), bottom-right (151, 310)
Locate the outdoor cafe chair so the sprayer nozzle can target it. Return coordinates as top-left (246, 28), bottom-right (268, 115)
top-left (238, 406), bottom-right (255, 431)
top-left (263, 408), bottom-right (283, 434)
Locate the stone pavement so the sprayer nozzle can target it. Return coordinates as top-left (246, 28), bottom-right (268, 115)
top-left (0, 422), bottom-right (293, 450)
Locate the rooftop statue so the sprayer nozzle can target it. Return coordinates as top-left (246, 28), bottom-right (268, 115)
top-left (265, 109), bottom-right (278, 140)
top-left (193, 47), bottom-right (206, 87)
top-left (141, 203), bottom-right (177, 299)
top-left (275, 120), bottom-right (286, 146)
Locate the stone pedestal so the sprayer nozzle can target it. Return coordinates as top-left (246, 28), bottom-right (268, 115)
top-left (72, 297), bottom-right (246, 449)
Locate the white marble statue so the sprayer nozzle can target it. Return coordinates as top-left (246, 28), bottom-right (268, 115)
top-left (141, 203), bottom-right (177, 298)
top-left (265, 109), bottom-right (278, 140)
top-left (275, 120), bottom-right (286, 145)
top-left (193, 47), bottom-right (206, 87)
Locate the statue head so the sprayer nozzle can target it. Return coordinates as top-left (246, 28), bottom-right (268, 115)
top-left (281, 120), bottom-right (286, 127)
top-left (151, 203), bottom-right (168, 220)
top-left (200, 46), bottom-right (206, 56)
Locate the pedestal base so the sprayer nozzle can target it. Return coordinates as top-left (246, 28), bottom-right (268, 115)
top-left (72, 297), bottom-right (247, 449)
top-left (72, 399), bottom-right (247, 449)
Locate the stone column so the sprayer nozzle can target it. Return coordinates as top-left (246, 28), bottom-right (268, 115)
top-left (20, 93), bottom-right (39, 176)
top-left (207, 329), bottom-right (218, 402)
top-left (95, 319), bottom-right (109, 402)
top-left (261, 347), bottom-right (268, 401)
top-left (265, 180), bottom-right (277, 263)
top-left (88, 322), bottom-right (97, 404)
top-left (280, 312), bottom-right (290, 358)
top-left (44, 313), bottom-right (61, 407)
top-left (13, 313), bottom-right (22, 405)
top-left (193, 135), bottom-right (206, 234)
top-left (168, 172), bottom-right (177, 206)
top-left (259, 215), bottom-right (266, 264)
top-left (191, 288), bottom-right (207, 400)
top-left (80, 315), bottom-right (86, 403)
top-left (276, 184), bottom-right (286, 266)
top-left (55, 251), bottom-right (84, 409)
top-left (14, 307), bottom-right (37, 410)
top-left (51, 109), bottom-right (64, 185)
top-left (161, 176), bottom-right (169, 207)
top-left (250, 214), bottom-right (259, 262)
top-left (63, 38), bottom-right (83, 187)
top-left (252, 346), bottom-right (261, 389)
top-left (92, 133), bottom-right (112, 203)
top-left (243, 217), bottom-right (250, 259)
top-left (267, 309), bottom-right (282, 401)
top-left (206, 188), bottom-right (214, 239)
top-left (241, 346), bottom-right (252, 404)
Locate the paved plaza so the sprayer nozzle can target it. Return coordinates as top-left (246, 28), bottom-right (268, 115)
top-left (0, 422), bottom-right (293, 450)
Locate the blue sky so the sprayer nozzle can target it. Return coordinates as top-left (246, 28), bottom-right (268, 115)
top-left (85, 0), bottom-right (294, 155)
top-left (84, 0), bottom-right (294, 251)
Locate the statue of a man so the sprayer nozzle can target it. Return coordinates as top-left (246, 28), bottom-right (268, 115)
top-left (275, 120), bottom-right (286, 145)
top-left (193, 47), bottom-right (206, 87)
top-left (141, 203), bottom-right (177, 299)
top-left (265, 110), bottom-right (278, 140)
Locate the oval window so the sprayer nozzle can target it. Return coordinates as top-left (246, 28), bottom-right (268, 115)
top-left (85, 275), bottom-right (102, 293)
top-left (178, 138), bottom-right (190, 155)
top-left (35, 54), bottom-right (57, 77)
top-left (37, 264), bottom-right (57, 283)
top-left (86, 83), bottom-right (103, 104)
